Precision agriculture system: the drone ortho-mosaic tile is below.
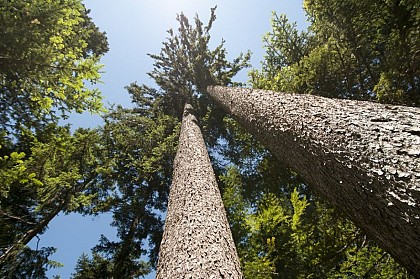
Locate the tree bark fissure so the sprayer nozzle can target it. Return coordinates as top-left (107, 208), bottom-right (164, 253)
top-left (207, 85), bottom-right (420, 275)
top-left (156, 103), bottom-right (242, 278)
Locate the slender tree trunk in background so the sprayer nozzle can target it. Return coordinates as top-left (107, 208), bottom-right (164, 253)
top-left (112, 214), bottom-right (140, 279)
top-left (207, 85), bottom-right (420, 275)
top-left (0, 202), bottom-right (63, 265)
top-left (0, 177), bottom-right (92, 266)
top-left (156, 103), bottom-right (242, 278)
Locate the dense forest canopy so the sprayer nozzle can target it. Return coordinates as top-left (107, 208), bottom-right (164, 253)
top-left (251, 0), bottom-right (420, 105)
top-left (0, 0), bottom-right (109, 277)
top-left (1, 0), bottom-right (418, 278)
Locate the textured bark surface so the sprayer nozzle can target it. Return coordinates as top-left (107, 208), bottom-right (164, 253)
top-left (207, 85), bottom-right (420, 275)
top-left (156, 103), bottom-right (242, 278)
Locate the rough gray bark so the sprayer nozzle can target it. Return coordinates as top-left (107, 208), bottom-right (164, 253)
top-left (207, 85), bottom-right (420, 275)
top-left (156, 103), bottom-right (242, 278)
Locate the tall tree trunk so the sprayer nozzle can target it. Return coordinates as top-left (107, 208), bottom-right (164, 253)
top-left (207, 85), bottom-right (420, 276)
top-left (156, 103), bottom-right (242, 278)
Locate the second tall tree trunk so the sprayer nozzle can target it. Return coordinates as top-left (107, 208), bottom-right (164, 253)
top-left (207, 85), bottom-right (420, 276)
top-left (156, 103), bottom-right (242, 278)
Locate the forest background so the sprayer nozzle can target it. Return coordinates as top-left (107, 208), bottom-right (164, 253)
top-left (0, 0), bottom-right (418, 278)
top-left (38, 1), bottom-right (308, 278)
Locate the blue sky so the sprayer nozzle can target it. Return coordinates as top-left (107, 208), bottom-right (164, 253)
top-left (39, 1), bottom-right (308, 278)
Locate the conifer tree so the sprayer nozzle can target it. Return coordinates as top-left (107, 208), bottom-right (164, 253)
top-left (147, 7), bottom-right (249, 277)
